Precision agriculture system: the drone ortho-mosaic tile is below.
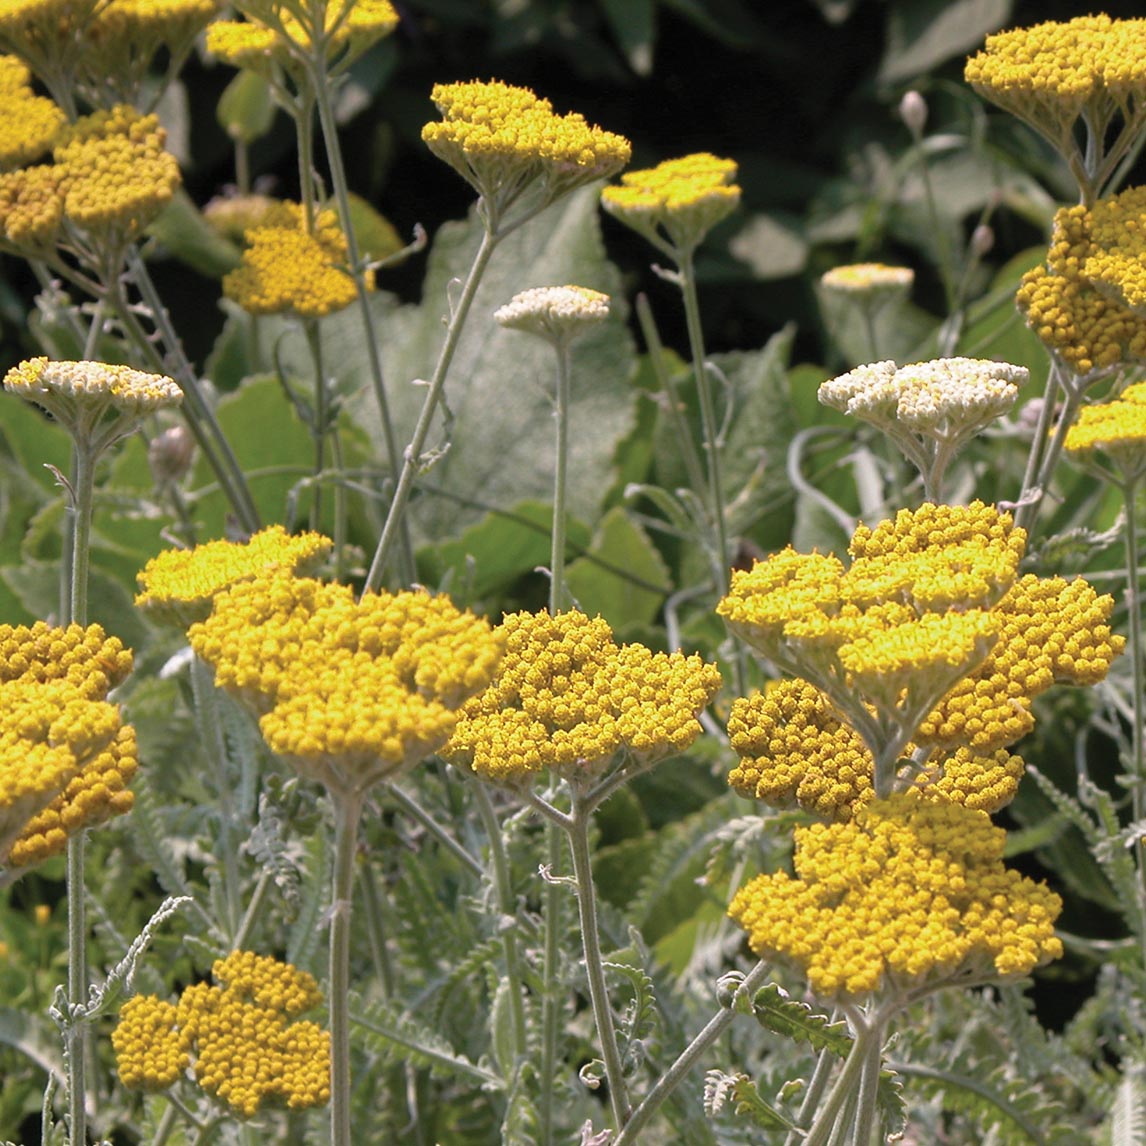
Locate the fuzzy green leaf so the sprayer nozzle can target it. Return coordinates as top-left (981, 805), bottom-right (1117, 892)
top-left (749, 983), bottom-right (854, 1056)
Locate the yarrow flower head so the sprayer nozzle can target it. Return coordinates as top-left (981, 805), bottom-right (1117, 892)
top-left (441, 609), bottom-right (722, 787)
top-left (1017, 199), bottom-right (1146, 375)
top-left (820, 263), bottom-right (914, 301)
top-left (206, 0), bottom-right (397, 76)
top-left (4, 356), bottom-right (182, 452)
top-left (600, 152), bottom-right (740, 255)
top-left (222, 200), bottom-right (370, 318)
top-left (422, 80), bottom-right (631, 229)
top-left (188, 569), bottom-right (503, 796)
top-left (135, 525), bottom-right (332, 626)
top-left (494, 285), bottom-right (610, 347)
top-left (965, 16), bottom-right (1146, 198)
top-left (728, 794), bottom-right (1063, 1002)
top-left (1064, 381), bottom-right (1146, 482)
top-left (818, 357), bottom-right (1026, 495)
top-left (0, 621), bottom-right (134, 870)
top-left (113, 950), bottom-right (329, 1116)
top-left (0, 54), bottom-right (61, 170)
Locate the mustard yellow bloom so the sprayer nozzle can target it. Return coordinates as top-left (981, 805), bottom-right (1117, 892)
top-left (729, 794), bottom-right (1063, 1001)
top-left (0, 0), bottom-right (99, 84)
top-left (189, 571), bottom-right (503, 794)
top-left (50, 106), bottom-right (180, 239)
top-left (442, 609), bottom-right (722, 785)
top-left (0, 55), bottom-right (61, 169)
top-left (0, 619), bottom-right (133, 696)
top-left (1064, 381), bottom-right (1146, 479)
top-left (114, 950), bottom-right (329, 1116)
top-left (222, 201), bottom-right (368, 318)
top-left (0, 161), bottom-right (61, 248)
top-left (1017, 203), bottom-right (1146, 375)
top-left (965, 16), bottom-right (1146, 202)
top-left (6, 724), bottom-right (137, 868)
top-left (601, 152), bottom-right (740, 254)
top-left (206, 0), bottom-right (397, 74)
top-left (135, 525), bottom-right (332, 627)
top-left (422, 80), bottom-right (630, 224)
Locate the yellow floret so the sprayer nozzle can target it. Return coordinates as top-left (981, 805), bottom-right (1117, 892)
top-left (0, 72), bottom-right (62, 169)
top-left (442, 609), bottom-right (721, 785)
top-left (0, 163), bottom-right (63, 248)
top-left (112, 996), bottom-right (188, 1089)
top-left (135, 525), bottom-right (332, 626)
top-left (728, 794), bottom-right (1063, 1001)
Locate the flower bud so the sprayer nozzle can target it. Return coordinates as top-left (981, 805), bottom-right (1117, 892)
top-left (971, 223), bottom-right (995, 258)
top-left (900, 90), bottom-right (928, 138)
top-left (148, 424), bottom-right (194, 484)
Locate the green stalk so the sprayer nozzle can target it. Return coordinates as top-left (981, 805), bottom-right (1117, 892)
top-left (303, 318), bottom-right (329, 532)
top-left (566, 791), bottom-right (630, 1129)
top-left (538, 818), bottom-right (563, 1146)
top-left (801, 1017), bottom-right (879, 1146)
top-left (363, 227), bottom-right (499, 592)
top-left (471, 784), bottom-right (528, 1060)
top-left (310, 54), bottom-right (415, 584)
top-left (1122, 474), bottom-right (1146, 938)
top-left (612, 960), bottom-right (772, 1146)
top-left (784, 1042), bottom-right (840, 1146)
top-left (550, 340), bottom-right (572, 613)
top-left (358, 862), bottom-right (395, 997)
top-left (328, 787), bottom-right (365, 1146)
top-left (849, 1013), bottom-right (888, 1146)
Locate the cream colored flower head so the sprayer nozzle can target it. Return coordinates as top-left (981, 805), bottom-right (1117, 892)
top-left (4, 357), bottom-right (181, 450)
top-left (820, 263), bottom-right (914, 298)
top-left (494, 285), bottom-right (610, 346)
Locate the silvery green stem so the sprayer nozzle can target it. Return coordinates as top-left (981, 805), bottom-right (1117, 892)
top-left (550, 341), bottom-right (572, 613)
top-left (364, 226), bottom-right (498, 592)
top-left (1121, 475), bottom-right (1146, 940)
top-left (538, 818), bottom-right (563, 1146)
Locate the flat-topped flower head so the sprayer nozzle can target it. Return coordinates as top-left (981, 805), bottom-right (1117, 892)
top-left (494, 285), bottom-right (610, 347)
top-left (0, 162), bottom-right (63, 249)
top-left (114, 950), bottom-right (329, 1116)
top-left (819, 358), bottom-right (1026, 494)
top-left (422, 80), bottom-right (630, 227)
top-left (0, 619), bottom-right (132, 696)
top-left (52, 106), bottom-right (180, 239)
top-left (601, 152), bottom-right (740, 255)
top-left (0, 55), bottom-right (62, 169)
top-left (1082, 187), bottom-right (1146, 315)
top-left (1018, 202), bottom-right (1146, 375)
top-left (729, 794), bottom-right (1063, 1002)
top-left (206, 0), bottom-right (397, 75)
top-left (81, 0), bottom-right (221, 104)
top-left (1064, 381), bottom-right (1146, 480)
top-left (442, 608), bottom-right (721, 786)
top-left (189, 572), bottom-right (503, 795)
top-left (966, 16), bottom-right (1146, 197)
top-left (135, 525), bottom-right (332, 627)
top-left (820, 263), bottom-right (914, 300)
top-left (222, 201), bottom-right (369, 318)
top-left (4, 356), bottom-right (181, 452)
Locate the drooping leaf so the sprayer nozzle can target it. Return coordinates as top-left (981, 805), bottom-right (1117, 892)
top-left (878, 0), bottom-right (1012, 85)
top-left (749, 983), bottom-right (854, 1056)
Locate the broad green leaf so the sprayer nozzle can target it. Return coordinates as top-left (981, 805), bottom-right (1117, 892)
top-left (217, 69), bottom-right (276, 144)
top-left (417, 499), bottom-right (591, 605)
top-left (0, 392), bottom-right (72, 492)
top-left (564, 506), bottom-right (670, 631)
top-left (148, 188), bottom-right (242, 277)
top-left (346, 191), bottom-right (404, 263)
top-left (728, 213), bottom-right (808, 280)
top-left (599, 0), bottom-right (655, 74)
top-left (878, 0), bottom-right (1011, 85)
top-left (334, 185), bottom-right (637, 541)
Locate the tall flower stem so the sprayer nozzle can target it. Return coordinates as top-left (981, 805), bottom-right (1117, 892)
top-left (566, 789), bottom-right (630, 1129)
top-left (1121, 474), bottom-right (1146, 917)
top-left (309, 54), bottom-right (415, 585)
top-left (471, 784), bottom-right (528, 1060)
top-left (328, 786), bottom-right (365, 1146)
top-left (303, 318), bottom-right (330, 532)
top-left (801, 1014), bottom-right (883, 1146)
top-left (550, 341), bottom-right (572, 613)
top-left (538, 817), bottom-right (563, 1146)
top-left (64, 436), bottom-right (97, 1146)
top-left (363, 226), bottom-right (498, 592)
top-left (612, 961), bottom-right (772, 1146)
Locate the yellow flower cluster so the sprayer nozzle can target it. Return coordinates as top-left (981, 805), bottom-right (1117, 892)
top-left (0, 162), bottom-right (62, 248)
top-left (1017, 202), bottom-right (1146, 375)
top-left (915, 573), bottom-right (1124, 752)
top-left (0, 621), bottom-right (134, 868)
top-left (206, 0), bottom-right (398, 73)
top-left (1083, 186), bottom-right (1146, 314)
top-left (1064, 381), bottom-right (1146, 479)
top-left (0, 0), bottom-right (97, 74)
top-left (820, 263), bottom-right (914, 298)
top-left (729, 794), bottom-right (1063, 1000)
top-left (601, 152), bottom-right (740, 254)
top-left (442, 609), bottom-right (722, 784)
top-left (728, 680), bottom-right (1028, 821)
top-left (113, 950), bottom-right (329, 1116)
top-left (422, 80), bottom-right (630, 217)
top-left (188, 570), bottom-right (503, 794)
top-left (0, 53), bottom-right (61, 170)
top-left (52, 105), bottom-right (180, 238)
top-left (136, 525), bottom-right (332, 626)
top-left (222, 201), bottom-right (369, 318)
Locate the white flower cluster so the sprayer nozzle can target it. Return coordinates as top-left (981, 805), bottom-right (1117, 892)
top-left (4, 357), bottom-right (182, 416)
top-left (820, 263), bottom-right (914, 297)
top-left (494, 285), bottom-right (610, 346)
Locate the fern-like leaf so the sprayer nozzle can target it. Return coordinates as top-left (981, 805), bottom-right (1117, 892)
top-left (1111, 1063), bottom-right (1146, 1146)
top-left (750, 983), bottom-right (853, 1056)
